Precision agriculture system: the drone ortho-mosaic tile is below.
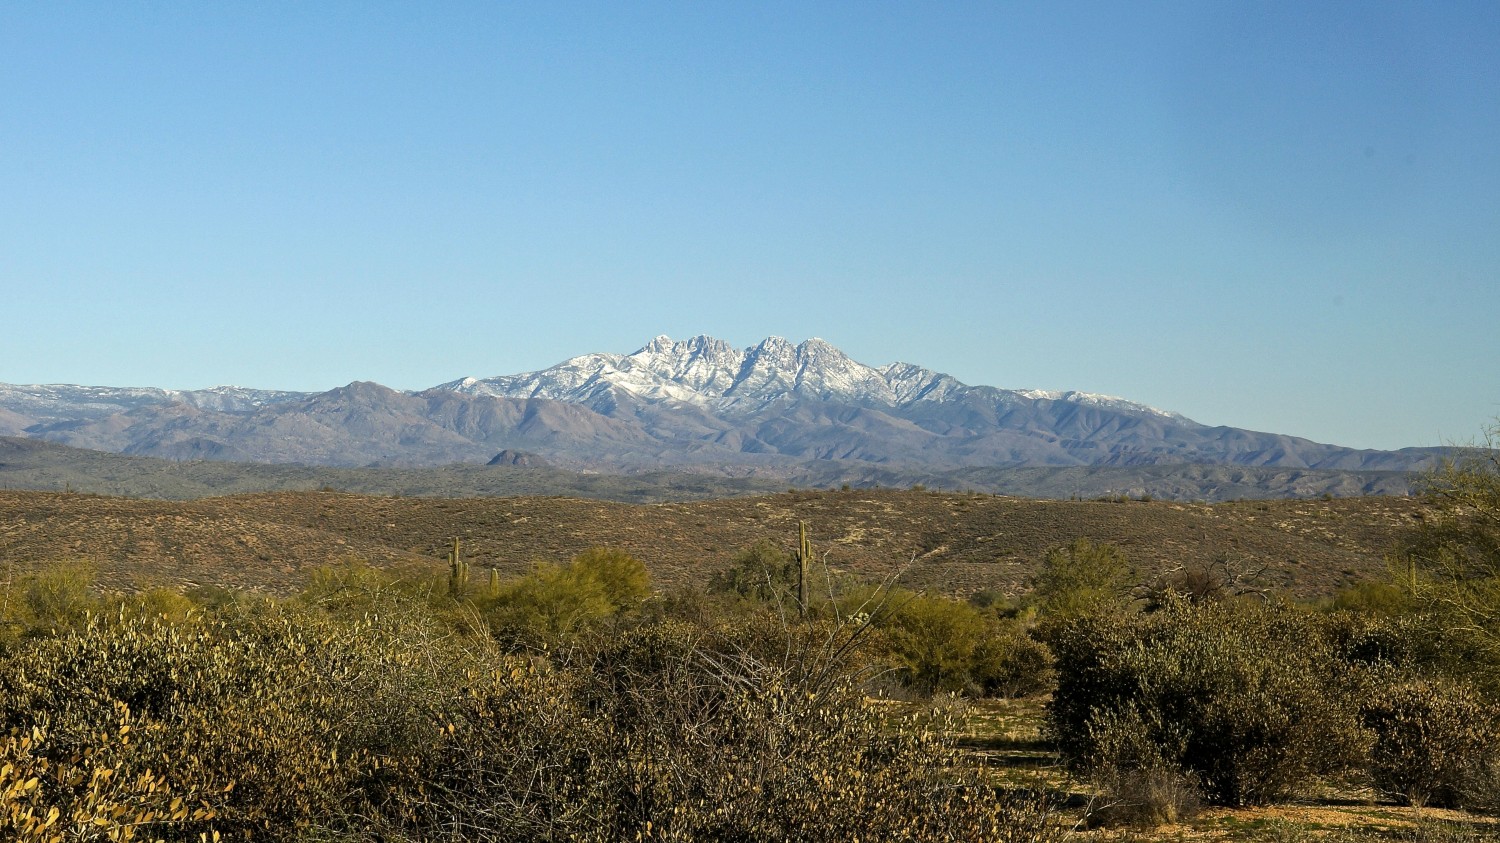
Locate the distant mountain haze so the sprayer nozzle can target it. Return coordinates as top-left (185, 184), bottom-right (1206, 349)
top-left (0, 335), bottom-right (1449, 480)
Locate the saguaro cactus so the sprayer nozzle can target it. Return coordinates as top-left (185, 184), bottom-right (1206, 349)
top-left (447, 537), bottom-right (469, 596)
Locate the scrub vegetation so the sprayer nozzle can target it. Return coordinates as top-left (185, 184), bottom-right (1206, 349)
top-left (0, 425), bottom-right (1497, 841)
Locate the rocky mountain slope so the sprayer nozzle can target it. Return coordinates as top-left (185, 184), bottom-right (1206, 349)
top-left (0, 436), bottom-right (1418, 503)
top-left (0, 336), bottom-right (1449, 495)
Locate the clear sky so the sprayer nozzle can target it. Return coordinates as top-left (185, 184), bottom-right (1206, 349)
top-left (2, 1), bottom-right (1496, 451)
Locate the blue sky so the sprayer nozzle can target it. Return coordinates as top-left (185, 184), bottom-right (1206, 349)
top-left (2, 1), bottom-right (1496, 451)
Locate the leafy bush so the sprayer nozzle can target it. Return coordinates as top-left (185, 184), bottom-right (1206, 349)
top-left (1030, 539), bottom-right (1135, 620)
top-left (0, 564), bottom-right (99, 644)
top-left (971, 624), bottom-right (1054, 699)
top-left (1362, 675), bottom-right (1500, 810)
top-left (568, 547), bottom-right (651, 612)
top-left (874, 591), bottom-right (991, 694)
top-left (0, 703), bottom-right (215, 842)
top-left (1047, 599), bottom-right (1369, 806)
top-left (485, 547), bottom-right (650, 644)
top-left (0, 564), bottom-right (1061, 842)
top-left (1329, 578), bottom-right (1416, 617)
top-left (846, 588), bottom-right (1053, 698)
top-left (708, 538), bottom-right (797, 605)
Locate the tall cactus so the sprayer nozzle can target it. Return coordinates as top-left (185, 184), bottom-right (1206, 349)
top-left (447, 537), bottom-right (469, 596)
top-left (796, 521), bottom-right (812, 618)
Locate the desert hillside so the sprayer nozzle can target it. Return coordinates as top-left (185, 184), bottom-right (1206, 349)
top-left (0, 488), bottom-right (1426, 598)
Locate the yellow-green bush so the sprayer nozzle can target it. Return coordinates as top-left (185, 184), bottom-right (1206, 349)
top-left (875, 590), bottom-right (992, 694)
top-left (483, 547), bottom-right (650, 645)
top-left (0, 573), bottom-right (1055, 842)
top-left (842, 588), bottom-right (1053, 698)
top-left (1030, 539), bottom-right (1136, 621)
top-left (707, 538), bottom-right (797, 605)
top-left (0, 564), bottom-right (100, 644)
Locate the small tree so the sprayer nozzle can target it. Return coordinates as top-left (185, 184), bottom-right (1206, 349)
top-left (568, 547), bottom-right (650, 613)
top-left (1399, 420), bottom-right (1500, 693)
top-left (0, 564), bottom-right (99, 642)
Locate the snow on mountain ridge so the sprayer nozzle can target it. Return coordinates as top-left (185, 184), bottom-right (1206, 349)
top-left (1014, 389), bottom-right (1185, 420)
top-left (0, 383), bottom-right (307, 418)
top-left (2, 337), bottom-right (1184, 423)
top-left (439, 335), bottom-right (1184, 419)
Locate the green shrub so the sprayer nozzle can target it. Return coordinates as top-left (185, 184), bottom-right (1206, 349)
top-left (708, 539), bottom-right (797, 605)
top-left (875, 591), bottom-right (991, 694)
top-left (1330, 578), bottom-right (1417, 616)
top-left (0, 564), bottom-right (99, 644)
top-left (1030, 539), bottom-right (1135, 620)
top-left (970, 623), bottom-right (1054, 699)
top-left (1047, 599), bottom-right (1369, 806)
top-left (853, 589), bottom-right (1054, 698)
top-left (485, 547), bottom-right (650, 645)
top-left (1362, 675), bottom-right (1500, 810)
top-left (297, 557), bottom-right (442, 616)
top-left (568, 546), bottom-right (650, 612)
top-left (111, 587), bottom-right (200, 625)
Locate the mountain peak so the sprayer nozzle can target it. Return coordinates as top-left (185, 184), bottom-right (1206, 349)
top-left (752, 335), bottom-right (795, 354)
top-left (639, 334), bottom-right (676, 354)
top-left (439, 333), bottom-right (1183, 419)
top-left (0, 335), bottom-right (1440, 486)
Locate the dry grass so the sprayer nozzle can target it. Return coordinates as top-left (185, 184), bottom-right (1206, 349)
top-left (0, 488), bottom-right (1429, 597)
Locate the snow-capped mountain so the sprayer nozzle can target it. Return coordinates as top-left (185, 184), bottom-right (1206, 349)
top-left (0, 335), bottom-right (1445, 488)
top-left (0, 383), bottom-right (306, 423)
top-left (437, 334), bottom-right (1184, 420)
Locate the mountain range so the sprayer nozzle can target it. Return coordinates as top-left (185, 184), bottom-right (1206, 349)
top-left (0, 335), bottom-right (1447, 498)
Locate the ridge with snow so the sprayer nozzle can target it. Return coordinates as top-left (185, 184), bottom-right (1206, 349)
top-left (436, 334), bottom-right (1186, 421)
top-left (0, 335), bottom-right (1445, 490)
